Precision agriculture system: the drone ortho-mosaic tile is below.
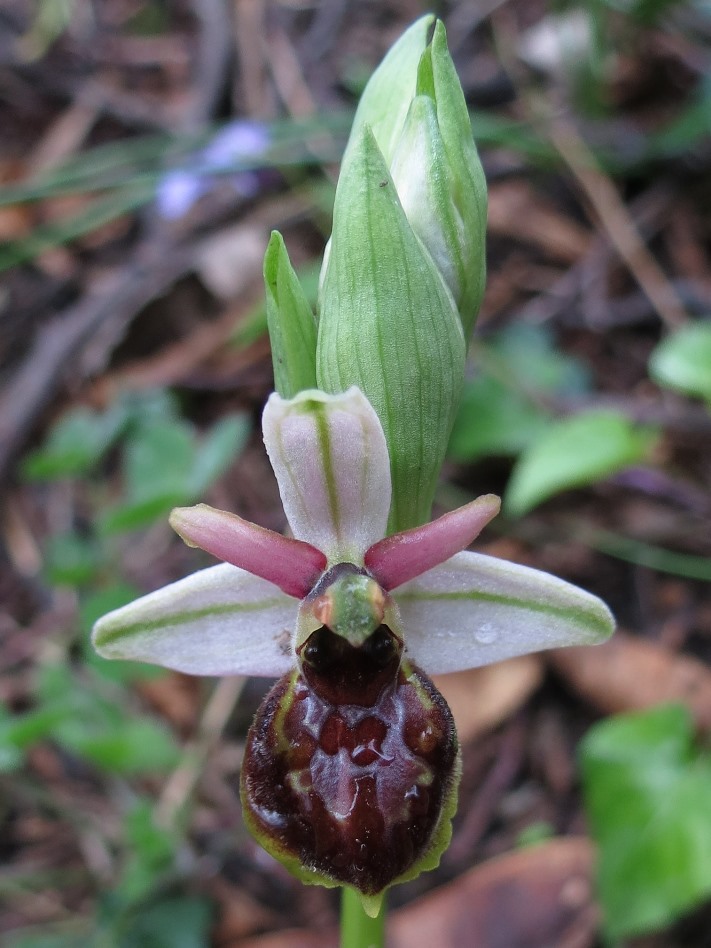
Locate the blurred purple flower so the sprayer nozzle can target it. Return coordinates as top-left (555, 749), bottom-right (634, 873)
top-left (156, 120), bottom-right (270, 219)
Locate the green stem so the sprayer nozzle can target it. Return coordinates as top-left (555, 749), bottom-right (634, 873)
top-left (340, 888), bottom-right (386, 948)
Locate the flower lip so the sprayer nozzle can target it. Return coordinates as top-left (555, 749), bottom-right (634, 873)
top-left (296, 622), bottom-right (403, 707)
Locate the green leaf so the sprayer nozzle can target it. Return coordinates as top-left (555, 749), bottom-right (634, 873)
top-left (188, 413), bottom-right (250, 495)
top-left (6, 935), bottom-right (85, 948)
top-left (31, 665), bottom-right (179, 775)
top-left (581, 704), bottom-right (711, 939)
top-left (449, 324), bottom-right (591, 462)
top-left (44, 532), bottom-right (101, 586)
top-left (118, 800), bottom-right (178, 902)
top-left (649, 322), bottom-right (711, 405)
top-left (100, 494), bottom-right (187, 534)
top-left (114, 896), bottom-right (213, 948)
top-left (492, 323), bottom-right (591, 395)
top-left (22, 403), bottom-right (128, 480)
top-left (264, 231), bottom-right (318, 398)
top-left (101, 413), bottom-right (249, 534)
top-left (448, 376), bottom-right (550, 461)
top-left (318, 127), bottom-right (465, 532)
top-left (504, 409), bottom-right (658, 516)
top-left (0, 703), bottom-right (70, 770)
top-left (646, 79), bottom-right (711, 159)
top-left (55, 716), bottom-right (179, 775)
top-left (124, 420), bottom-right (195, 503)
top-left (515, 821), bottom-right (555, 849)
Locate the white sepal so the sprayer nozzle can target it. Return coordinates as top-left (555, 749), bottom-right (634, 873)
top-left (395, 552), bottom-right (614, 674)
top-left (92, 563), bottom-right (296, 677)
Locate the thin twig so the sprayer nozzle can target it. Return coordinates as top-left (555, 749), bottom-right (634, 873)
top-left (185, 0), bottom-right (233, 131)
top-left (0, 237), bottom-right (194, 484)
top-left (155, 675), bottom-right (245, 828)
top-left (548, 118), bottom-right (688, 330)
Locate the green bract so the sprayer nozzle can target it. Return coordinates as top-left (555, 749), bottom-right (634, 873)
top-left (318, 128), bottom-right (466, 532)
top-left (341, 17), bottom-right (487, 335)
top-left (263, 231), bottom-right (318, 399)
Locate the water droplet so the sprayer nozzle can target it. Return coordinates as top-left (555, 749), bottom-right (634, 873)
top-left (474, 622), bottom-right (498, 645)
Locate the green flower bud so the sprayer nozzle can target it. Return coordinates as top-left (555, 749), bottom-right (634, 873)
top-left (343, 17), bottom-right (488, 336)
top-left (404, 21), bottom-right (488, 335)
top-left (345, 15), bottom-right (434, 167)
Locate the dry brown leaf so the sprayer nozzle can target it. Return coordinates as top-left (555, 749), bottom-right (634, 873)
top-left (234, 838), bottom-right (597, 948)
top-left (0, 204), bottom-right (32, 241)
top-left (195, 223), bottom-right (268, 299)
top-left (95, 302), bottom-right (251, 394)
top-left (433, 656), bottom-right (544, 745)
top-left (549, 632), bottom-right (711, 731)
top-left (136, 672), bottom-right (203, 732)
top-left (390, 837), bottom-right (597, 948)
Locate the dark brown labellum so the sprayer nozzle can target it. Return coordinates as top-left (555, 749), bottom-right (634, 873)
top-left (240, 624), bottom-right (458, 896)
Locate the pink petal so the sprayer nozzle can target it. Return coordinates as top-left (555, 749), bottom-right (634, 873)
top-left (170, 504), bottom-right (326, 599)
top-left (364, 494), bottom-right (501, 590)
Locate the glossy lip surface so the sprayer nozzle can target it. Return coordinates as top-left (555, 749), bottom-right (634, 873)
top-left (240, 640), bottom-right (458, 895)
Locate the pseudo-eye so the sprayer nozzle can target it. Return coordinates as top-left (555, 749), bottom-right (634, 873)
top-left (242, 564), bottom-right (459, 896)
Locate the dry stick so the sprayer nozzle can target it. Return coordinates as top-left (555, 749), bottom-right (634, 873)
top-left (155, 675), bottom-right (246, 828)
top-left (519, 186), bottom-right (673, 327)
top-left (0, 184), bottom-right (316, 488)
top-left (445, 718), bottom-right (527, 865)
top-left (234, 0), bottom-right (271, 118)
top-left (548, 119), bottom-right (688, 331)
top-left (0, 238), bottom-right (195, 484)
top-left (185, 0), bottom-right (234, 131)
top-left (267, 23), bottom-right (319, 119)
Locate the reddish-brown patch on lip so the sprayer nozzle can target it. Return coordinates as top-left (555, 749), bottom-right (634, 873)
top-left (240, 631), bottom-right (459, 895)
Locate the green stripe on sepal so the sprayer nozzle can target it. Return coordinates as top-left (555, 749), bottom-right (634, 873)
top-left (317, 127), bottom-right (466, 533)
top-left (264, 230), bottom-right (318, 398)
top-left (395, 552), bottom-right (615, 675)
top-left (91, 564), bottom-right (296, 677)
top-left (398, 587), bottom-right (613, 640)
top-left (94, 598), bottom-right (287, 649)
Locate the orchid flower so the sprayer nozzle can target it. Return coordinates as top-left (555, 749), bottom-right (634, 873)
top-left (92, 387), bottom-right (614, 913)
